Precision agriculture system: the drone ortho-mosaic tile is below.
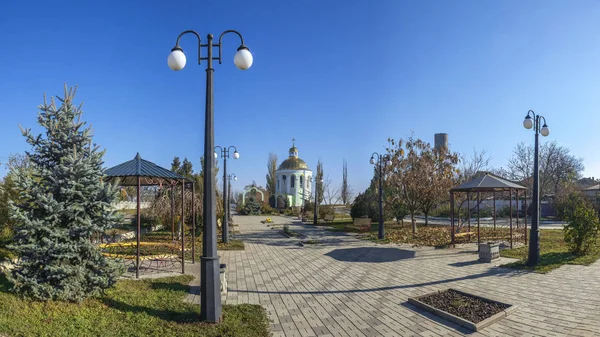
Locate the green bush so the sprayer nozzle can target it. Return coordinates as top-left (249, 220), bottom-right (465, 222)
top-left (563, 193), bottom-right (600, 256)
top-left (261, 203), bottom-right (274, 214)
top-left (319, 205), bottom-right (334, 220)
top-left (303, 200), bottom-right (314, 213)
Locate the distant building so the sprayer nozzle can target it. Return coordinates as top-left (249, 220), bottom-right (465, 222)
top-left (434, 133), bottom-right (448, 151)
top-left (274, 140), bottom-right (313, 209)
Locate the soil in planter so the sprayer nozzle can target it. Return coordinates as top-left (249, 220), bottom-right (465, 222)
top-left (418, 289), bottom-right (509, 323)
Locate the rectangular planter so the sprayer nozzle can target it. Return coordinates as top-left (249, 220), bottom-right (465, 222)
top-left (479, 242), bottom-right (500, 262)
top-left (408, 288), bottom-right (516, 332)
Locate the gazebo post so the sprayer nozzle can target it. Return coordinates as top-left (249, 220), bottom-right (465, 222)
top-left (181, 179), bottom-right (185, 274)
top-left (450, 191), bottom-right (455, 247)
top-left (171, 184), bottom-right (175, 241)
top-left (510, 188), bottom-right (513, 249)
top-left (477, 192), bottom-right (481, 252)
top-left (467, 192), bottom-right (471, 234)
top-left (192, 182), bottom-right (196, 264)
top-left (516, 190), bottom-right (519, 231)
top-left (136, 175), bottom-right (141, 279)
top-left (493, 191), bottom-right (496, 230)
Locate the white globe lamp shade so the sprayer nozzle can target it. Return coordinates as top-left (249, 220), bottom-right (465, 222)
top-left (234, 176), bottom-right (238, 181)
top-left (234, 47), bottom-right (253, 70)
top-left (214, 152), bottom-right (218, 159)
top-left (541, 125), bottom-right (550, 137)
top-left (233, 151), bottom-right (240, 159)
top-left (386, 160), bottom-right (392, 166)
top-left (168, 48), bottom-right (186, 71)
top-left (369, 157), bottom-right (375, 165)
top-left (523, 117), bottom-right (533, 129)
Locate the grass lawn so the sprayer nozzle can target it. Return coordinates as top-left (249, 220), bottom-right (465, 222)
top-left (0, 273), bottom-right (269, 337)
top-left (500, 229), bottom-right (600, 273)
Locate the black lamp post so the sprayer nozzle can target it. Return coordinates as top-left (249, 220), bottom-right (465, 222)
top-left (227, 173), bottom-right (237, 225)
top-left (370, 152), bottom-right (392, 240)
top-left (215, 146), bottom-right (239, 243)
top-left (167, 29), bottom-right (252, 323)
top-left (523, 110), bottom-right (550, 266)
top-left (313, 176), bottom-right (323, 225)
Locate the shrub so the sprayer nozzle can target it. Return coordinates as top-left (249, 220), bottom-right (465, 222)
top-left (319, 205), bottom-right (334, 220)
top-left (261, 203), bottom-right (274, 214)
top-left (303, 200), bottom-right (314, 213)
top-left (350, 192), bottom-right (375, 219)
top-left (563, 192), bottom-right (600, 256)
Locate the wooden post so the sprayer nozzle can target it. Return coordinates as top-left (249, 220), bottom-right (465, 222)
top-left (477, 192), bottom-right (481, 252)
top-left (509, 188), bottom-right (513, 249)
top-left (136, 176), bottom-right (141, 279)
top-left (450, 191), bottom-right (455, 247)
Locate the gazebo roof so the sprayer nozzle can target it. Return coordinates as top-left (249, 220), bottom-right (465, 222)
top-left (105, 153), bottom-right (189, 186)
top-left (451, 173), bottom-right (526, 192)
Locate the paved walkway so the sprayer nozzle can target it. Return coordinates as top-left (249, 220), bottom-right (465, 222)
top-left (188, 215), bottom-right (600, 337)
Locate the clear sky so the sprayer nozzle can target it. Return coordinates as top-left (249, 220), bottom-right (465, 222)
top-left (1, 0), bottom-right (600, 197)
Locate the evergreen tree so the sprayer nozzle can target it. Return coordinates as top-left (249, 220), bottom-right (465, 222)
top-left (181, 158), bottom-right (193, 178)
top-left (8, 85), bottom-right (123, 302)
top-left (170, 156), bottom-right (181, 173)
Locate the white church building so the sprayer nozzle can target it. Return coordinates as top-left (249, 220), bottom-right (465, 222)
top-left (275, 141), bottom-right (312, 209)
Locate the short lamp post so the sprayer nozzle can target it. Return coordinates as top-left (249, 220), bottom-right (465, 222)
top-left (167, 29), bottom-right (252, 323)
top-left (214, 146), bottom-right (239, 243)
top-left (312, 176), bottom-right (323, 225)
top-left (370, 152), bottom-right (392, 240)
top-left (523, 110), bottom-right (550, 267)
top-left (227, 173), bottom-right (237, 223)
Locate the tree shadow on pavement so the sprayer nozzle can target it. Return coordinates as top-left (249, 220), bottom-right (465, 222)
top-left (325, 247), bottom-right (416, 263)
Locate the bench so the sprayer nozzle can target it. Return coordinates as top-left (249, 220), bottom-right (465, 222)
top-left (346, 218), bottom-right (371, 232)
top-left (454, 231), bottom-right (475, 242)
top-left (323, 214), bottom-right (335, 223)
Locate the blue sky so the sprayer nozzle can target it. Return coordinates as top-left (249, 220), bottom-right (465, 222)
top-left (1, 0), bottom-right (600, 196)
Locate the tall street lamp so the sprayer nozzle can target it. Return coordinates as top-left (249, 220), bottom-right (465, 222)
top-left (312, 176), bottom-right (323, 225)
top-left (168, 29), bottom-right (252, 323)
top-left (214, 146), bottom-right (239, 243)
top-left (523, 110), bottom-right (550, 266)
top-left (370, 152), bottom-right (392, 240)
top-left (227, 173), bottom-right (237, 226)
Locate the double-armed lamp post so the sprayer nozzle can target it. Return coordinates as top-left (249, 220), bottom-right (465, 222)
top-left (167, 29), bottom-right (252, 323)
top-left (523, 110), bottom-right (550, 267)
top-left (370, 152), bottom-right (392, 240)
top-left (215, 146), bottom-right (239, 243)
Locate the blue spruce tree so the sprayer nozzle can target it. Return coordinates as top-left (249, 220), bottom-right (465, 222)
top-left (8, 85), bottom-right (123, 301)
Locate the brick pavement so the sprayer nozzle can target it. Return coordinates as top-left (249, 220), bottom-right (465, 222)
top-left (187, 215), bottom-right (600, 337)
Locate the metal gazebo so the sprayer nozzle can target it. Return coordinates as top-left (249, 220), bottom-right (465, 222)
top-left (450, 173), bottom-right (527, 249)
top-left (104, 153), bottom-right (196, 278)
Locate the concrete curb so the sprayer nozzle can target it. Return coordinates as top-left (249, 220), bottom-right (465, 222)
top-left (408, 288), bottom-right (517, 332)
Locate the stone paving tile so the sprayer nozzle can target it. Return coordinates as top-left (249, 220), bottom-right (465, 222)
top-left (186, 215), bottom-right (600, 336)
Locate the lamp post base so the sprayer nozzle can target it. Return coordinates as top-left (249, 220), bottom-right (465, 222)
top-left (200, 256), bottom-right (223, 323)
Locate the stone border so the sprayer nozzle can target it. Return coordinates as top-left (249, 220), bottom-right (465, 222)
top-left (407, 288), bottom-right (517, 332)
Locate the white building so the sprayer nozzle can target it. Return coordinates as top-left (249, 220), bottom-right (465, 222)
top-left (275, 141), bottom-right (312, 209)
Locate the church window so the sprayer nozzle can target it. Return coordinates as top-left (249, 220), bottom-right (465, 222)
top-left (291, 175), bottom-right (296, 189)
top-left (300, 176), bottom-right (304, 187)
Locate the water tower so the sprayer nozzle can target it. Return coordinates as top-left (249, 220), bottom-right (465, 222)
top-left (434, 133), bottom-right (448, 151)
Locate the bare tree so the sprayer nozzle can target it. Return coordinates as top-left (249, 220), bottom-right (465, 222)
top-left (340, 159), bottom-right (352, 205)
top-left (507, 141), bottom-right (584, 197)
top-left (323, 176), bottom-right (341, 205)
